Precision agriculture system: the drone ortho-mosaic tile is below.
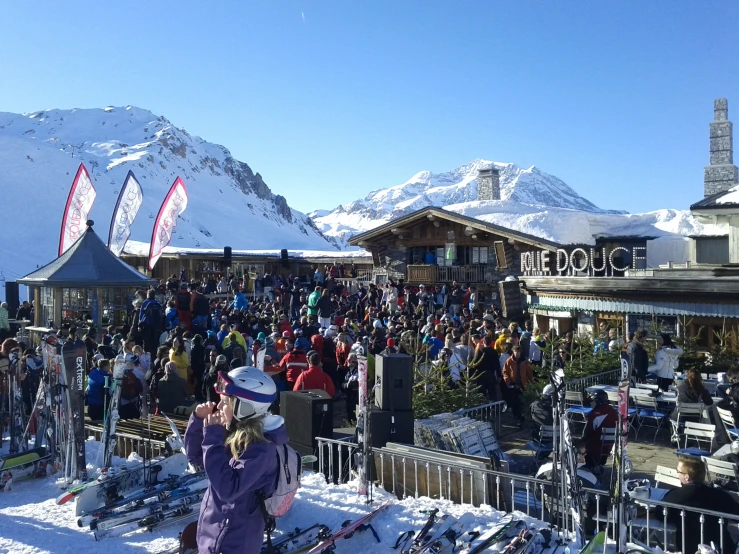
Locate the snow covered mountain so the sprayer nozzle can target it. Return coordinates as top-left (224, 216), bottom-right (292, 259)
top-left (309, 159), bottom-right (702, 249)
top-left (0, 106), bottom-right (336, 284)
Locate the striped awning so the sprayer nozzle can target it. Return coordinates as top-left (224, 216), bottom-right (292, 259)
top-left (526, 294), bottom-right (739, 318)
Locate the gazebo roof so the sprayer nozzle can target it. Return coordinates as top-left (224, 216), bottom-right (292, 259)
top-left (18, 221), bottom-right (157, 288)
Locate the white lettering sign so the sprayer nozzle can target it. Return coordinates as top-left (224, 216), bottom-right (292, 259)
top-left (523, 246), bottom-right (644, 276)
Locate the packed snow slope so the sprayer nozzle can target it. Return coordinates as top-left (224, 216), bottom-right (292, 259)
top-left (310, 159), bottom-right (705, 248)
top-left (0, 466), bottom-right (566, 553)
top-left (0, 106), bottom-right (335, 285)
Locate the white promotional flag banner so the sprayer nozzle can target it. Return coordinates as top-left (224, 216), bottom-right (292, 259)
top-left (107, 170), bottom-right (144, 257)
top-left (59, 163), bottom-right (97, 256)
top-left (148, 176), bottom-right (188, 270)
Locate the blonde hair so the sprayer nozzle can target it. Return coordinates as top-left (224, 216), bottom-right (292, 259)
top-left (133, 345), bottom-right (143, 355)
top-left (225, 405), bottom-right (268, 458)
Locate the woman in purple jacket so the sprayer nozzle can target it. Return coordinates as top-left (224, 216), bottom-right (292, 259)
top-left (184, 366), bottom-right (289, 554)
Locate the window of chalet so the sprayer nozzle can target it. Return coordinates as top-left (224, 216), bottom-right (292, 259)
top-left (410, 245), bottom-right (496, 266)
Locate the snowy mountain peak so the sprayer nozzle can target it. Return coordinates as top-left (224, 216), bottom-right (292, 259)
top-left (310, 159), bottom-right (625, 248)
top-left (0, 105), bottom-right (336, 283)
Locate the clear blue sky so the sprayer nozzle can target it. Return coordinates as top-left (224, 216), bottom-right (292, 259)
top-left (2, 1), bottom-right (739, 214)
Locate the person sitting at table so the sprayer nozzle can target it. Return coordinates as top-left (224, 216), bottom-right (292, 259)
top-left (657, 456), bottom-right (739, 554)
top-left (535, 438), bottom-right (606, 535)
top-left (582, 390), bottom-right (618, 469)
top-left (717, 367), bottom-right (739, 427)
top-left (670, 367), bottom-right (715, 444)
top-left (676, 367), bottom-right (714, 406)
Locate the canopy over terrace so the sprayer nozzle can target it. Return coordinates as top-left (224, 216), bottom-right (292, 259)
top-left (18, 220), bottom-right (156, 337)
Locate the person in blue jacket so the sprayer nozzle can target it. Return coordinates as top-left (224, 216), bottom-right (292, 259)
top-left (230, 290), bottom-right (249, 312)
top-left (184, 367), bottom-right (288, 554)
top-left (86, 358), bottom-right (112, 420)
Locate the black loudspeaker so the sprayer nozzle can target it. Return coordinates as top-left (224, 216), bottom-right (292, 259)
top-left (281, 248), bottom-right (289, 269)
top-left (4, 282), bottom-right (19, 317)
top-left (374, 353), bottom-right (413, 411)
top-left (368, 406), bottom-right (414, 449)
top-left (223, 246), bottom-right (232, 266)
top-left (281, 389), bottom-right (333, 448)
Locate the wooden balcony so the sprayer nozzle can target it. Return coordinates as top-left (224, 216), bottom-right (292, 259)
top-left (406, 264), bottom-right (488, 284)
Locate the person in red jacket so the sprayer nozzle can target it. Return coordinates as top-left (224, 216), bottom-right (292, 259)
top-left (293, 352), bottom-right (335, 396)
top-left (583, 389), bottom-right (618, 467)
top-left (278, 315), bottom-right (293, 338)
top-left (278, 339), bottom-right (308, 390)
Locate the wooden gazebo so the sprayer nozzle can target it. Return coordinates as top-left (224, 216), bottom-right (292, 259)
top-left (18, 220), bottom-right (157, 339)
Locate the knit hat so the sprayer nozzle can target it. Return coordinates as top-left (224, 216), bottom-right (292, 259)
top-left (216, 354), bottom-right (227, 366)
top-left (257, 332), bottom-right (266, 342)
top-left (387, 338), bottom-right (396, 348)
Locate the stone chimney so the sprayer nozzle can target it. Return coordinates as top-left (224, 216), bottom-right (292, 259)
top-left (477, 167), bottom-right (500, 201)
top-left (704, 98), bottom-right (739, 197)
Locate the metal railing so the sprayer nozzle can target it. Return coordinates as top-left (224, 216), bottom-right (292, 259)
top-left (315, 436), bottom-right (739, 552)
top-left (564, 369), bottom-right (621, 393)
top-left (407, 264), bottom-right (488, 284)
top-left (86, 426), bottom-right (167, 460)
top-left (454, 400), bottom-right (507, 437)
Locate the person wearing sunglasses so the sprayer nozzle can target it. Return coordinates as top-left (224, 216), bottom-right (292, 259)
top-left (657, 457), bottom-right (739, 554)
top-left (184, 366), bottom-right (288, 554)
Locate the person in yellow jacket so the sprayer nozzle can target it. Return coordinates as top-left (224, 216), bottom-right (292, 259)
top-left (494, 328), bottom-right (511, 354)
top-left (168, 336), bottom-right (190, 380)
top-left (221, 330), bottom-right (247, 352)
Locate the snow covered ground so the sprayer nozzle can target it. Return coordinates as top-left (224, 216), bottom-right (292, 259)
top-left (0, 470), bottom-right (567, 554)
top-left (0, 439), bottom-right (569, 554)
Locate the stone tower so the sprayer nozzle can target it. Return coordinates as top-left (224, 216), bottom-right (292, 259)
top-left (477, 167), bottom-right (500, 201)
top-left (704, 98), bottom-right (739, 197)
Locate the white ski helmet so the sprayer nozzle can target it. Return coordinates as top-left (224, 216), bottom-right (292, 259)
top-left (215, 366), bottom-right (277, 421)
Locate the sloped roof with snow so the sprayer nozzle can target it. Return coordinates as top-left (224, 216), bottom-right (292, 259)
top-left (691, 184), bottom-right (739, 210)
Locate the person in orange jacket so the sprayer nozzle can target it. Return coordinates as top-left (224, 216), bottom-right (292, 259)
top-left (502, 345), bottom-right (534, 427)
top-left (293, 352), bottom-right (335, 396)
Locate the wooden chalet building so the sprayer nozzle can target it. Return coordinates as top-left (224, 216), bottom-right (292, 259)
top-left (347, 207), bottom-right (559, 307)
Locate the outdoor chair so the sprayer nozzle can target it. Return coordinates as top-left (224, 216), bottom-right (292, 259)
top-left (606, 390), bottom-right (637, 425)
top-left (654, 465), bottom-right (682, 489)
top-left (634, 396), bottom-right (668, 443)
top-left (669, 402), bottom-right (704, 445)
top-left (717, 406), bottom-right (739, 441)
top-left (598, 427), bottom-right (617, 465)
top-left (525, 424), bottom-right (554, 472)
top-left (702, 456), bottom-right (739, 489)
top-left (682, 421), bottom-right (716, 454)
top-left (565, 390), bottom-right (591, 429)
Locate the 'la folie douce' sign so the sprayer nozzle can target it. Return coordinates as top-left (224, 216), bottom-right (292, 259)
top-left (521, 247), bottom-right (646, 276)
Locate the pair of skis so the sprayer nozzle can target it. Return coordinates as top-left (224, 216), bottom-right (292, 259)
top-left (0, 447), bottom-right (52, 490)
top-left (98, 355), bottom-right (126, 471)
top-left (61, 337), bottom-right (88, 482)
top-left (58, 452), bottom-right (189, 516)
top-left (398, 511), bottom-right (479, 554)
top-left (307, 499), bottom-right (392, 553)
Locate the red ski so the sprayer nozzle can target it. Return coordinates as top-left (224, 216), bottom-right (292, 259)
top-left (306, 500), bottom-right (391, 553)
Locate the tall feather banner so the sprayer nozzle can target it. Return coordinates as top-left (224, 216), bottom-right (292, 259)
top-left (107, 170), bottom-right (144, 257)
top-left (148, 177), bottom-right (188, 270)
top-left (59, 163), bottom-right (97, 256)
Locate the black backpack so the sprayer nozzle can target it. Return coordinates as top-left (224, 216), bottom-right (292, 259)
top-left (194, 294), bottom-right (209, 317)
top-left (144, 301), bottom-right (163, 328)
